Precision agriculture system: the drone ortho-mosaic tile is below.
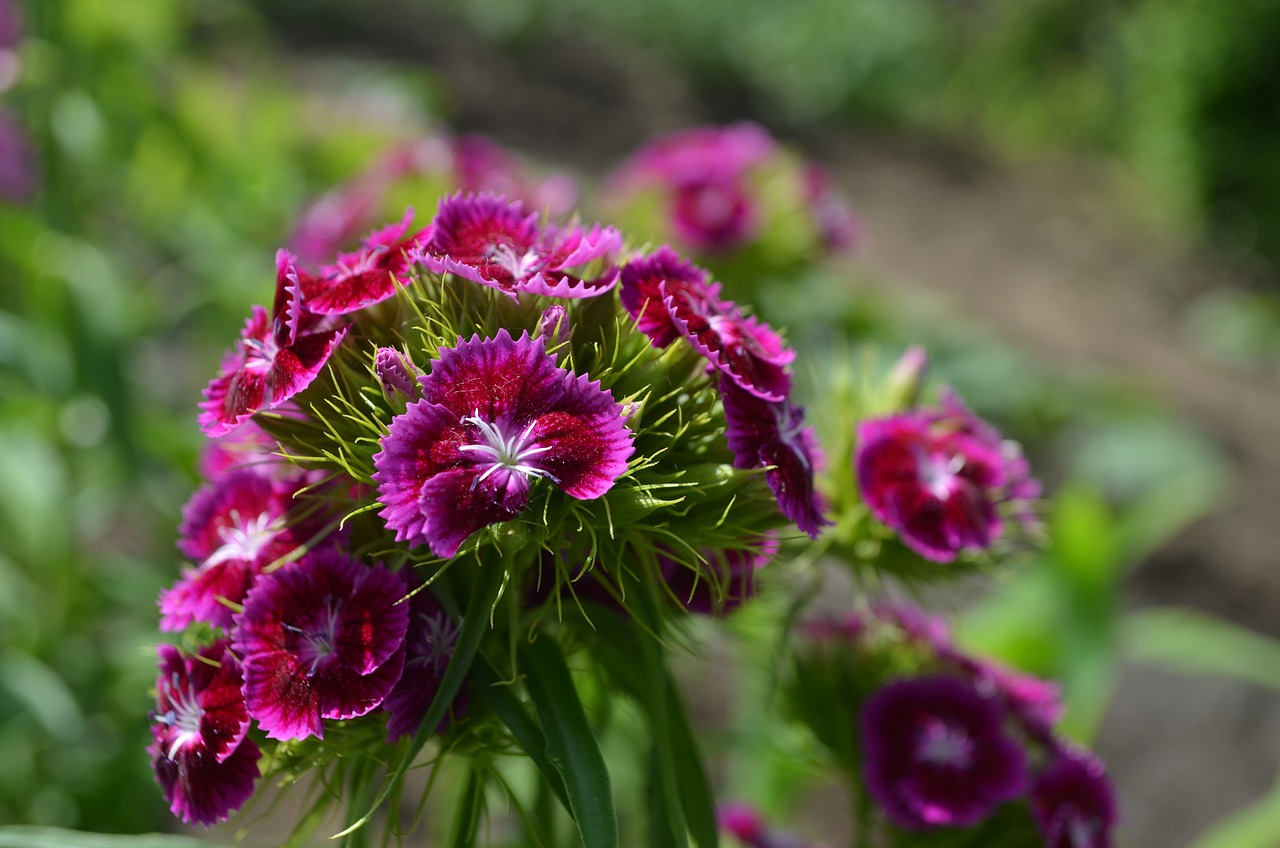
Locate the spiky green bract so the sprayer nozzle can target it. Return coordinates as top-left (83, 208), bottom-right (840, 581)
top-left (256, 264), bottom-right (786, 613)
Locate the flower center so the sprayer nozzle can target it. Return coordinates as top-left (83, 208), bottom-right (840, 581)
top-left (206, 508), bottom-right (281, 567)
top-left (457, 413), bottom-right (559, 487)
top-left (486, 242), bottom-right (543, 281)
top-left (915, 445), bottom-right (965, 499)
top-left (286, 595), bottom-right (342, 676)
top-left (1065, 810), bottom-right (1101, 848)
top-left (155, 672), bottom-right (204, 760)
top-left (409, 610), bottom-right (461, 671)
top-left (242, 335), bottom-right (280, 371)
top-left (690, 183), bottom-right (737, 229)
top-left (917, 719), bottom-right (973, 769)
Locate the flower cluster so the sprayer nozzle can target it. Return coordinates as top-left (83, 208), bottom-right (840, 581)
top-left (156, 187), bottom-right (828, 827)
top-left (604, 122), bottom-right (859, 257)
top-left (789, 604), bottom-right (1116, 847)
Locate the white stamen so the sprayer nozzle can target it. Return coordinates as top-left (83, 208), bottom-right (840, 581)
top-left (458, 412), bottom-right (559, 488)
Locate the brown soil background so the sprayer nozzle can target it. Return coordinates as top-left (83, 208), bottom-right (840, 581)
top-left (267, 5), bottom-right (1280, 845)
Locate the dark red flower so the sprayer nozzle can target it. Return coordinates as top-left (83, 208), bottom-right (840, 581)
top-left (1031, 751), bottom-right (1117, 848)
top-left (299, 209), bottom-right (430, 315)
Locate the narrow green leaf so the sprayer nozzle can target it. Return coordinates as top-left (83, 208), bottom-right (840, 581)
top-left (520, 636), bottom-right (618, 848)
top-left (335, 563), bottom-right (504, 839)
top-left (472, 654), bottom-right (572, 812)
top-left (449, 766), bottom-right (485, 848)
top-left (660, 670), bottom-right (719, 848)
top-left (1127, 607), bottom-right (1280, 691)
top-left (0, 828), bottom-right (216, 848)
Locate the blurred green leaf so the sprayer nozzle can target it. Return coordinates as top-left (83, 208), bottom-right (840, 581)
top-left (1191, 770), bottom-right (1280, 848)
top-left (0, 828), bottom-right (217, 848)
top-left (1127, 607), bottom-right (1280, 691)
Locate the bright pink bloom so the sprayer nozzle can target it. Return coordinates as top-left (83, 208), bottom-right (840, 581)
top-left (299, 210), bottom-right (430, 314)
top-left (623, 122), bottom-right (776, 188)
top-left (383, 575), bottom-right (466, 742)
top-left (721, 376), bottom-right (829, 538)
top-left (372, 330), bottom-right (634, 558)
top-left (148, 641), bottom-right (260, 826)
top-left (199, 419), bottom-right (284, 480)
top-left (672, 179), bottom-right (758, 251)
top-left (417, 193), bottom-right (621, 299)
top-left (232, 550), bottom-right (408, 741)
top-left (621, 247), bottom-right (793, 401)
top-left (199, 250), bottom-right (347, 437)
top-left (855, 411), bottom-right (1009, 562)
top-left (861, 675), bottom-right (1027, 830)
top-left (1031, 751), bottom-right (1116, 848)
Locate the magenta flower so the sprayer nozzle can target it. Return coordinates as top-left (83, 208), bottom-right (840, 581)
top-left (622, 122), bottom-right (776, 188)
top-left (383, 576), bottom-right (466, 742)
top-left (199, 250), bottom-right (347, 437)
top-left (148, 641), bottom-right (261, 827)
top-left (373, 329), bottom-right (634, 558)
top-left (672, 179), bottom-right (758, 251)
top-left (161, 469), bottom-right (327, 632)
top-left (861, 675), bottom-right (1028, 830)
top-left (620, 247), bottom-right (793, 401)
top-left (660, 536), bottom-right (778, 615)
top-left (1031, 751), bottom-right (1116, 848)
top-left (298, 210), bottom-right (430, 315)
top-left (232, 550), bottom-right (408, 741)
top-left (855, 410), bottom-right (1010, 562)
top-left (721, 376), bottom-right (829, 538)
top-left (199, 419), bottom-right (284, 480)
top-left (417, 193), bottom-right (621, 298)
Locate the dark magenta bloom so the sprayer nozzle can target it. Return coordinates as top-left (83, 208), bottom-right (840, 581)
top-left (298, 209), bottom-right (430, 315)
top-left (232, 550), bottom-right (408, 741)
top-left (860, 675), bottom-right (1028, 830)
top-left (855, 411), bottom-right (1009, 562)
top-left (161, 469), bottom-right (328, 632)
top-left (718, 801), bottom-right (815, 848)
top-left (721, 376), bottom-right (829, 538)
top-left (383, 576), bottom-right (466, 742)
top-left (149, 641), bottom-right (261, 827)
top-left (620, 247), bottom-right (793, 401)
top-left (672, 179), bottom-right (758, 251)
top-left (372, 329), bottom-right (634, 558)
top-left (418, 193), bottom-right (621, 298)
top-left (1031, 751), bottom-right (1116, 848)
top-left (660, 536), bottom-right (778, 615)
top-left (199, 250), bottom-right (347, 437)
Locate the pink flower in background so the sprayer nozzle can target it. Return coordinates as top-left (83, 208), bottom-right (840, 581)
top-left (373, 330), bottom-right (634, 558)
top-left (298, 209), bottom-right (430, 315)
top-left (721, 376), bottom-right (828, 538)
top-left (233, 550), bottom-right (408, 740)
top-left (672, 179), bottom-right (758, 251)
top-left (417, 193), bottom-right (621, 298)
top-left (199, 419), bottom-right (284, 480)
top-left (1031, 751), bottom-right (1116, 848)
top-left (199, 250), bottom-right (347, 437)
top-left (861, 675), bottom-right (1027, 830)
top-left (855, 411), bottom-right (1009, 562)
top-left (148, 641), bottom-right (260, 827)
top-left (802, 163), bottom-right (861, 251)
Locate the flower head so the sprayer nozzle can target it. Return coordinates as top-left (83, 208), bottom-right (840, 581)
top-left (1031, 751), bottom-right (1117, 848)
top-left (855, 410), bottom-right (1010, 562)
top-left (298, 209), bottom-right (430, 315)
top-left (861, 675), bottom-right (1028, 830)
top-left (199, 250), bottom-right (347, 437)
top-left (148, 641), bottom-right (260, 826)
top-left (418, 193), bottom-right (621, 298)
top-left (721, 376), bottom-right (829, 537)
top-left (232, 550), bottom-right (408, 741)
top-left (383, 574), bottom-right (466, 742)
top-left (373, 330), bottom-right (634, 558)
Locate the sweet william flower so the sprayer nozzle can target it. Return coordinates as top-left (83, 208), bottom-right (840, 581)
top-left (417, 193), bottom-right (621, 298)
top-left (148, 641), bottom-right (261, 827)
top-left (232, 550), bottom-right (408, 741)
top-left (1031, 751), bottom-right (1116, 848)
top-left (855, 410), bottom-right (1009, 562)
top-left (861, 675), bottom-right (1027, 830)
top-left (372, 329), bottom-right (634, 558)
top-left (383, 574), bottom-right (466, 742)
top-left (298, 209), bottom-right (430, 315)
top-left (199, 250), bottom-right (347, 437)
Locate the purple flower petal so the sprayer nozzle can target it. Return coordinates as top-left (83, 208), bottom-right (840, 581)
top-left (375, 346), bottom-right (419, 398)
top-left (619, 247), bottom-right (721, 349)
top-left (720, 376), bottom-right (829, 537)
top-left (373, 330), bottom-right (634, 557)
top-left (300, 209), bottom-right (430, 314)
top-left (1031, 750), bottom-right (1116, 848)
top-left (232, 550), bottom-right (409, 741)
